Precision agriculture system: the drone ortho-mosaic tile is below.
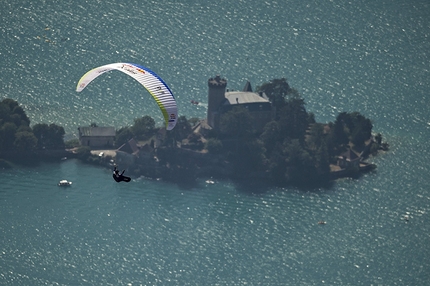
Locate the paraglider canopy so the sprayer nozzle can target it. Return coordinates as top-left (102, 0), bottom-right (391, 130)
top-left (76, 63), bottom-right (178, 130)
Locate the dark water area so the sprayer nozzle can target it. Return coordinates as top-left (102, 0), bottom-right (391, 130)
top-left (1, 0), bottom-right (429, 284)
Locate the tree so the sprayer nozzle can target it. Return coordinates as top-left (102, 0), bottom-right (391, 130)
top-left (47, 124), bottom-right (65, 149)
top-left (17, 125), bottom-right (32, 133)
top-left (32, 123), bottom-right (65, 149)
top-left (314, 139), bottom-right (330, 177)
top-left (12, 105), bottom-right (30, 126)
top-left (0, 102), bottom-right (11, 123)
top-left (244, 139), bottom-right (267, 171)
top-left (260, 121), bottom-right (280, 155)
top-left (32, 123), bottom-right (49, 149)
top-left (0, 99), bottom-right (30, 128)
top-left (0, 99), bottom-right (34, 153)
top-left (131, 115), bottom-right (155, 139)
top-left (350, 113), bottom-right (372, 147)
top-left (329, 112), bottom-right (372, 149)
top-left (283, 139), bottom-right (316, 183)
top-left (13, 131), bottom-right (37, 153)
top-left (375, 133), bottom-right (382, 145)
top-left (76, 146), bottom-right (92, 161)
top-left (267, 142), bottom-right (288, 185)
top-left (115, 127), bottom-right (133, 148)
top-left (175, 116), bottom-right (192, 141)
top-left (306, 123), bottom-right (325, 151)
top-left (330, 113), bottom-right (350, 147)
top-left (258, 79), bottom-right (311, 141)
top-left (0, 98), bottom-right (30, 129)
top-left (0, 122), bottom-right (18, 150)
top-left (277, 96), bottom-right (309, 141)
top-left (219, 106), bottom-right (254, 139)
top-left (226, 138), bottom-right (266, 176)
top-left (1, 98), bottom-right (19, 110)
top-left (256, 78), bottom-right (291, 109)
top-left (162, 116), bottom-right (193, 148)
top-left (65, 139), bottom-right (80, 149)
top-left (306, 124), bottom-right (331, 177)
top-left (205, 138), bottom-right (223, 154)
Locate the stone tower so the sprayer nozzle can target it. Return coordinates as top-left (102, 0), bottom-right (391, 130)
top-left (207, 75), bottom-right (227, 128)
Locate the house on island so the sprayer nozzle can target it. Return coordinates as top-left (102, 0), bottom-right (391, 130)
top-left (78, 126), bottom-right (115, 148)
top-left (116, 137), bottom-right (155, 164)
top-left (115, 138), bottom-right (140, 167)
top-left (205, 75), bottom-right (274, 132)
top-left (115, 138), bottom-right (158, 175)
top-left (337, 148), bottom-right (360, 172)
top-left (117, 138), bottom-right (140, 156)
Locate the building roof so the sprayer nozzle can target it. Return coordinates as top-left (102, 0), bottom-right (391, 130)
top-left (339, 149), bottom-right (360, 161)
top-left (78, 126), bottom-right (115, 137)
top-left (224, 91), bottom-right (269, 105)
top-left (117, 138), bottom-right (139, 154)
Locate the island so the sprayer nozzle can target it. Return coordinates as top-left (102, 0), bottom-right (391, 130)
top-left (0, 76), bottom-right (388, 187)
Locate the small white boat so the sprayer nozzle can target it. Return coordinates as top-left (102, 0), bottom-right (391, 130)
top-left (58, 180), bottom-right (72, 186)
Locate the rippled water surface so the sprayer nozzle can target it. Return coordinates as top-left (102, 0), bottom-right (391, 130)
top-left (1, 0), bottom-right (429, 284)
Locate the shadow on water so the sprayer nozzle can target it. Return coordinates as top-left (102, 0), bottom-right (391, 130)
top-left (159, 174), bottom-right (201, 190)
top-left (292, 168), bottom-right (379, 193)
top-left (233, 177), bottom-right (338, 195)
top-left (289, 179), bottom-right (336, 193)
top-left (174, 179), bottom-right (201, 190)
top-left (0, 156), bottom-right (41, 168)
top-left (232, 178), bottom-right (276, 195)
top-left (168, 168), bottom-right (377, 194)
top-left (167, 176), bottom-right (334, 195)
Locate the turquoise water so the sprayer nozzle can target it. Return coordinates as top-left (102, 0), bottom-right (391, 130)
top-left (1, 0), bottom-right (429, 284)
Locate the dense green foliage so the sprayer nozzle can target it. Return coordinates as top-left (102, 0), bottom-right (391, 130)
top-left (219, 106), bottom-right (255, 139)
top-left (33, 123), bottom-right (65, 149)
top-left (65, 139), bottom-right (80, 149)
top-left (75, 146), bottom-right (92, 160)
top-left (115, 115), bottom-right (158, 147)
top-left (172, 116), bottom-right (193, 143)
top-left (115, 127), bottom-right (134, 148)
top-left (256, 78), bottom-right (291, 110)
top-left (205, 138), bottom-right (223, 154)
top-left (131, 115), bottom-right (156, 139)
top-left (161, 115), bottom-right (193, 148)
top-left (0, 99), bottom-right (65, 159)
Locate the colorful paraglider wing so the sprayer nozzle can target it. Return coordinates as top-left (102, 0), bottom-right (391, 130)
top-left (76, 63), bottom-right (177, 130)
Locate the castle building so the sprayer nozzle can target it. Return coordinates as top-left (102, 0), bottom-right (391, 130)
top-left (206, 75), bottom-right (273, 132)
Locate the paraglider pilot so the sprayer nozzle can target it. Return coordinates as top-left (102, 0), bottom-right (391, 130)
top-left (113, 166), bottom-right (131, 183)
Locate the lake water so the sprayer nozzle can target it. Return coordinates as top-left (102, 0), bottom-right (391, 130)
top-left (1, 0), bottom-right (429, 284)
